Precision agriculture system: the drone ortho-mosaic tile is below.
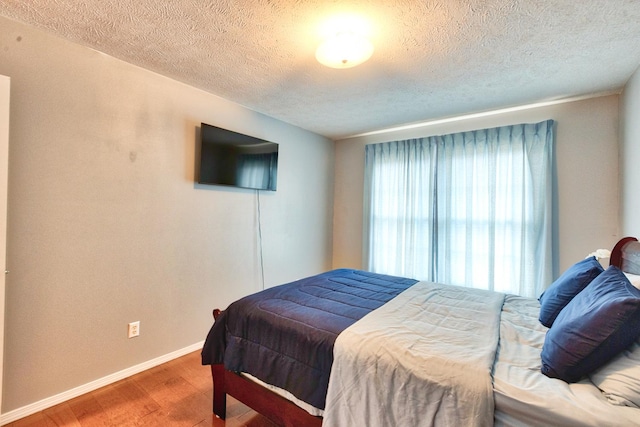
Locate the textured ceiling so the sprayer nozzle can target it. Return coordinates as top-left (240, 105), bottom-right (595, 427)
top-left (1, 0), bottom-right (639, 139)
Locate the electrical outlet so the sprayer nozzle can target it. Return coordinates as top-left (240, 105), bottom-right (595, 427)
top-left (128, 321), bottom-right (140, 338)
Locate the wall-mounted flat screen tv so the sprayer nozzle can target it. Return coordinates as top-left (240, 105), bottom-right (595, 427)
top-left (198, 123), bottom-right (278, 191)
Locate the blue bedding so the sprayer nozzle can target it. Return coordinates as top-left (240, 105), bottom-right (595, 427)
top-left (201, 269), bottom-right (418, 409)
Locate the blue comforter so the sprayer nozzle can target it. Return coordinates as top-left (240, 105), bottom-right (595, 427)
top-left (201, 269), bottom-right (417, 409)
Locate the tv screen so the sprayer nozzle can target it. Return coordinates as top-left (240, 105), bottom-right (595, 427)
top-left (198, 123), bottom-right (278, 191)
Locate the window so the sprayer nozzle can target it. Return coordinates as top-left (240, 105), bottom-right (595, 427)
top-left (364, 120), bottom-right (555, 297)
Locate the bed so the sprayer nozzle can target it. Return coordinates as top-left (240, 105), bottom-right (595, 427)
top-left (201, 237), bottom-right (640, 426)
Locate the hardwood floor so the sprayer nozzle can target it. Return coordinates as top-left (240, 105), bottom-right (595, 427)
top-left (6, 351), bottom-right (277, 427)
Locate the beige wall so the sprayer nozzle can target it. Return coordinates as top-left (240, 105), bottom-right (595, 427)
top-left (620, 66), bottom-right (640, 237)
top-left (333, 95), bottom-right (620, 276)
top-left (0, 17), bottom-right (334, 413)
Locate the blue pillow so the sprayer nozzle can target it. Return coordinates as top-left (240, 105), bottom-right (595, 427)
top-left (541, 266), bottom-right (640, 383)
top-left (538, 257), bottom-right (604, 327)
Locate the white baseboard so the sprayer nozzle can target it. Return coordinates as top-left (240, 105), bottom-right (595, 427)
top-left (0, 341), bottom-right (205, 426)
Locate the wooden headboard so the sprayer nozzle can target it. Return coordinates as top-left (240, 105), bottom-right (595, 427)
top-left (610, 237), bottom-right (640, 275)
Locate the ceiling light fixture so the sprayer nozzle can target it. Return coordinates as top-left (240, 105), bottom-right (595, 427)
top-left (316, 31), bottom-right (374, 69)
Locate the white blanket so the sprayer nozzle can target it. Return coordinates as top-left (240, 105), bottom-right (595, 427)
top-left (323, 281), bottom-right (505, 427)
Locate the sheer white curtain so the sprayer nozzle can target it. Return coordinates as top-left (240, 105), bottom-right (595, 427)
top-left (364, 120), bottom-right (555, 297)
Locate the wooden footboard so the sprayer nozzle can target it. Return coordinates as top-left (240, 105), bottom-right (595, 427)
top-left (210, 309), bottom-right (322, 427)
top-left (211, 364), bottom-right (322, 426)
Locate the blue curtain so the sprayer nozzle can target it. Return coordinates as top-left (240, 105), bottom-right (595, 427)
top-left (363, 120), bottom-right (555, 297)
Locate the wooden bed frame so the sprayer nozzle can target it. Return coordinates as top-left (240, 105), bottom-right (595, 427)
top-left (210, 310), bottom-right (322, 427)
top-left (209, 237), bottom-right (639, 427)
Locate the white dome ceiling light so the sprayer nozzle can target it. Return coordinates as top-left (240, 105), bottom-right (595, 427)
top-left (316, 13), bottom-right (374, 69)
top-left (316, 31), bottom-right (374, 69)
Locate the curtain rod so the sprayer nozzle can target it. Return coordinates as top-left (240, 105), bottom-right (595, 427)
top-left (341, 90), bottom-right (619, 141)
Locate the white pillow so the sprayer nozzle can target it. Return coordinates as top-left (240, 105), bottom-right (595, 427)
top-left (589, 340), bottom-right (640, 408)
top-left (625, 272), bottom-right (640, 289)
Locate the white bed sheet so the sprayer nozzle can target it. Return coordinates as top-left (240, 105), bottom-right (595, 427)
top-left (493, 294), bottom-right (640, 426)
